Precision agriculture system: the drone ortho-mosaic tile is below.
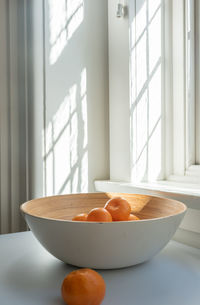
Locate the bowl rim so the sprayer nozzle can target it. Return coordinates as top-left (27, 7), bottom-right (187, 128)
top-left (20, 192), bottom-right (187, 224)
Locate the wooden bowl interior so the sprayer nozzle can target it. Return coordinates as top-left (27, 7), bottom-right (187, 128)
top-left (21, 193), bottom-right (186, 221)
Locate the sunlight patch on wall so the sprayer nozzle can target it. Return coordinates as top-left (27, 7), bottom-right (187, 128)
top-left (149, 7), bottom-right (161, 73)
top-left (136, 33), bottom-right (147, 95)
top-left (149, 66), bottom-right (161, 134)
top-left (137, 92), bottom-right (148, 159)
top-left (44, 69), bottom-right (88, 196)
top-left (81, 151), bottom-right (88, 192)
top-left (136, 91), bottom-right (148, 181)
top-left (49, 0), bottom-right (84, 65)
top-left (130, 0), bottom-right (163, 183)
top-left (148, 119), bottom-right (161, 181)
top-left (81, 69), bottom-right (88, 149)
top-left (67, 0), bottom-right (84, 40)
top-left (54, 118), bottom-right (71, 194)
top-left (136, 1), bottom-right (146, 40)
top-left (148, 0), bottom-right (161, 20)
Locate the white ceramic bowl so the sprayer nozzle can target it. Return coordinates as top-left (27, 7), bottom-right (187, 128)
top-left (20, 192), bottom-right (187, 269)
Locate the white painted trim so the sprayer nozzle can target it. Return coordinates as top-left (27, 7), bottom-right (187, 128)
top-left (43, 0), bottom-right (47, 196)
top-left (164, 0), bottom-right (173, 178)
top-left (185, 0), bottom-right (196, 167)
top-left (168, 165), bottom-right (200, 183)
top-left (195, 1), bottom-right (200, 163)
top-left (185, 165), bottom-right (200, 176)
top-left (168, 175), bottom-right (200, 184)
top-left (172, 0), bottom-right (186, 175)
top-left (26, 0), bottom-right (45, 199)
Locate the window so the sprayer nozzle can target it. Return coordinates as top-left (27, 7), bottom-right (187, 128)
top-left (170, 0), bottom-right (200, 182)
top-left (102, 0), bottom-right (200, 185)
top-left (129, 0), bottom-right (200, 184)
top-left (129, 0), bottom-right (163, 182)
top-left (95, 0), bottom-right (200, 248)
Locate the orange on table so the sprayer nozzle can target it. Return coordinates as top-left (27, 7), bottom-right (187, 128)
top-left (72, 213), bottom-right (88, 221)
top-left (61, 268), bottom-right (106, 305)
top-left (104, 197), bottom-right (131, 221)
top-left (87, 207), bottom-right (112, 222)
top-left (128, 214), bottom-right (140, 221)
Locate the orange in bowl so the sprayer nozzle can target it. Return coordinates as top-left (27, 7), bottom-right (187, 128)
top-left (87, 207), bottom-right (112, 222)
top-left (72, 213), bottom-right (88, 221)
top-left (62, 268), bottom-right (106, 305)
top-left (128, 214), bottom-right (140, 221)
top-left (104, 197), bottom-right (131, 221)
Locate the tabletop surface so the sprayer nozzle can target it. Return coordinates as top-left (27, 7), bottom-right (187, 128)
top-left (0, 231), bottom-right (200, 305)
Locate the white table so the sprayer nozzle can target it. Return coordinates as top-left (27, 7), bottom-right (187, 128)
top-left (0, 231), bottom-right (200, 305)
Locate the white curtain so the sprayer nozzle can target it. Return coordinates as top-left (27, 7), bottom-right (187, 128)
top-left (0, 0), bottom-right (28, 234)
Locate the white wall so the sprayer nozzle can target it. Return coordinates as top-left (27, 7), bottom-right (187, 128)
top-left (28, 0), bottom-right (45, 199)
top-left (108, 0), bottom-right (130, 182)
top-left (29, 0), bottom-right (109, 197)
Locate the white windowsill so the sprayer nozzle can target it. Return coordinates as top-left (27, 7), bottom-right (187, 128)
top-left (94, 180), bottom-right (200, 210)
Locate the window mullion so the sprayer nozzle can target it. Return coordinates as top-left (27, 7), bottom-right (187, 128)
top-left (185, 0), bottom-right (196, 168)
top-left (195, 1), bottom-right (200, 164)
top-left (172, 0), bottom-right (186, 176)
top-left (164, 0), bottom-right (173, 179)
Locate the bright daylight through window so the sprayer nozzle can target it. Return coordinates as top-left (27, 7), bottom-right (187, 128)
top-left (107, 0), bottom-right (200, 186)
top-left (96, 0), bottom-right (200, 205)
top-left (129, 0), bottom-right (200, 185)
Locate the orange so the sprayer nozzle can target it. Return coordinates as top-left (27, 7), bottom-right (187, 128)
top-left (72, 213), bottom-right (88, 221)
top-left (128, 214), bottom-right (140, 221)
top-left (104, 197), bottom-right (131, 221)
top-left (87, 208), bottom-right (112, 222)
top-left (61, 268), bottom-right (106, 305)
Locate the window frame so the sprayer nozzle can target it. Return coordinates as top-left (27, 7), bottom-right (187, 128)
top-left (169, 0), bottom-right (200, 183)
top-left (195, 1), bottom-right (200, 163)
top-left (95, 0), bottom-right (200, 248)
top-left (107, 0), bottom-right (200, 184)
